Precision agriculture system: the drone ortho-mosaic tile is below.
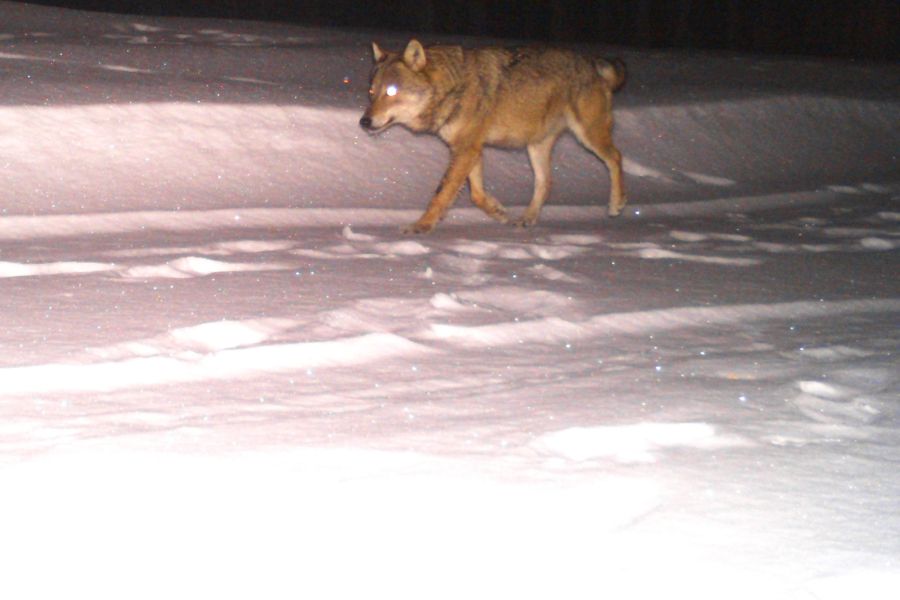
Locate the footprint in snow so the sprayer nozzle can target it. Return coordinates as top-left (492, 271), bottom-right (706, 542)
top-left (289, 227), bottom-right (429, 260)
top-left (88, 318), bottom-right (299, 360)
top-left (543, 233), bottom-right (603, 246)
top-left (532, 422), bottom-right (750, 464)
top-left (450, 240), bottom-right (588, 261)
top-left (527, 263), bottom-right (582, 283)
top-left (119, 256), bottom-right (292, 279)
top-left (632, 245), bottom-right (761, 266)
top-left (0, 260), bottom-right (117, 278)
top-left (669, 230), bottom-right (752, 243)
top-left (789, 380), bottom-right (886, 425)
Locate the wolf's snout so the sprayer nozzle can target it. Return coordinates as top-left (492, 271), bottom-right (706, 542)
top-left (359, 115), bottom-right (373, 130)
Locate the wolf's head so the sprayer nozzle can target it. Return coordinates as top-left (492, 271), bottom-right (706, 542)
top-left (359, 39), bottom-right (433, 133)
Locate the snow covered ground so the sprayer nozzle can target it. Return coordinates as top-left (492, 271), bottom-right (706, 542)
top-left (1, 2), bottom-right (899, 597)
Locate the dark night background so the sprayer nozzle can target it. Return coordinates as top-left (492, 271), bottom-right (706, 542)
top-left (21, 1), bottom-right (900, 60)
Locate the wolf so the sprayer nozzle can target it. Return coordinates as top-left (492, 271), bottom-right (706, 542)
top-left (359, 39), bottom-right (627, 233)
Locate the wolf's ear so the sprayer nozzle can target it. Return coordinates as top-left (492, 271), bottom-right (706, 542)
top-left (403, 39), bottom-right (427, 72)
top-left (372, 42), bottom-right (387, 64)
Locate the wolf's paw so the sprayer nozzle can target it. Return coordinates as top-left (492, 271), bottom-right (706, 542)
top-left (472, 194), bottom-right (509, 224)
top-left (608, 198), bottom-right (628, 218)
top-left (513, 215), bottom-right (538, 228)
top-left (489, 209), bottom-right (510, 224)
top-left (402, 220), bottom-right (435, 235)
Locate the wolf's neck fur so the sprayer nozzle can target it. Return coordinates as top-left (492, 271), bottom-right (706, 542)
top-left (420, 46), bottom-right (469, 133)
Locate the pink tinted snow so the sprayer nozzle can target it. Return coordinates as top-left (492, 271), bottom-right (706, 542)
top-left (0, 2), bottom-right (899, 599)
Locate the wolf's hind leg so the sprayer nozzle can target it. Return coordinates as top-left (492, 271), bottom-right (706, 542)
top-left (516, 135), bottom-right (556, 227)
top-left (468, 157), bottom-right (509, 223)
top-left (569, 92), bottom-right (627, 217)
top-left (593, 138), bottom-right (627, 217)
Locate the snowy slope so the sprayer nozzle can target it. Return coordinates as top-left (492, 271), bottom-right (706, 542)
top-left (1, 2), bottom-right (899, 599)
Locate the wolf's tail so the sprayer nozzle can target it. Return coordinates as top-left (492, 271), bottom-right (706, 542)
top-left (595, 57), bottom-right (626, 92)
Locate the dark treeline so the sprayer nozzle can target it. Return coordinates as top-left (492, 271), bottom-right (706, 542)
top-left (24, 1), bottom-right (900, 60)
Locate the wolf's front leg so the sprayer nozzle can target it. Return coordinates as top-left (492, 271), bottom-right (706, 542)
top-left (405, 145), bottom-right (483, 234)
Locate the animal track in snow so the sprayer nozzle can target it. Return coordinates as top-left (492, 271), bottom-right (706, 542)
top-left (119, 256), bottom-right (292, 279)
top-left (102, 23), bottom-right (298, 47)
top-left (0, 239), bottom-right (302, 280)
top-left (823, 226), bottom-right (900, 239)
top-left (222, 76), bottom-right (279, 86)
top-left (621, 158), bottom-right (736, 188)
top-left (0, 260), bottom-right (117, 278)
top-left (450, 241), bottom-right (588, 261)
top-left (532, 422), bottom-right (750, 463)
top-left (87, 318), bottom-right (300, 360)
top-left (634, 247), bottom-right (761, 266)
top-left (451, 287), bottom-right (582, 318)
top-left (790, 380), bottom-right (885, 425)
top-left (526, 264), bottom-right (582, 283)
top-left (669, 230), bottom-right (752, 243)
top-left (761, 341), bottom-right (898, 446)
top-left (781, 345), bottom-right (874, 362)
top-left (681, 171), bottom-right (737, 187)
top-left (426, 298), bottom-right (900, 349)
top-left (291, 227), bottom-right (430, 259)
top-left (859, 237), bottom-right (898, 250)
top-left (0, 332), bottom-right (430, 397)
top-left (543, 233), bottom-right (604, 246)
top-left (752, 241), bottom-right (842, 253)
top-left (341, 225), bottom-right (377, 242)
top-left (372, 240), bottom-right (431, 256)
top-left (105, 239), bottom-right (297, 258)
top-left (317, 297), bottom-right (440, 337)
top-left (609, 238), bottom-right (761, 265)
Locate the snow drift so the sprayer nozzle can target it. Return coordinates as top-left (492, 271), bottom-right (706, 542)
top-left (0, 2), bottom-right (898, 599)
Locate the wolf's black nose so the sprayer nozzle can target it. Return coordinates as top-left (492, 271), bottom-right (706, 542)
top-left (359, 116), bottom-right (372, 129)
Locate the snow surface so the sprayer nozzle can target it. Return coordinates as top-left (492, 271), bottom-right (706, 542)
top-left (1, 2), bottom-right (899, 598)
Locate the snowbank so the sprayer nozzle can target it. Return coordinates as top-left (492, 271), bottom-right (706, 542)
top-left (1, 3), bottom-right (898, 599)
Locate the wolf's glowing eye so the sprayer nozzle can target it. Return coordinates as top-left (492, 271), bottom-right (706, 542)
top-left (386, 84), bottom-right (398, 97)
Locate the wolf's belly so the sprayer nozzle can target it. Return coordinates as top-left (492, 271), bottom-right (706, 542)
top-left (484, 114), bottom-right (567, 148)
